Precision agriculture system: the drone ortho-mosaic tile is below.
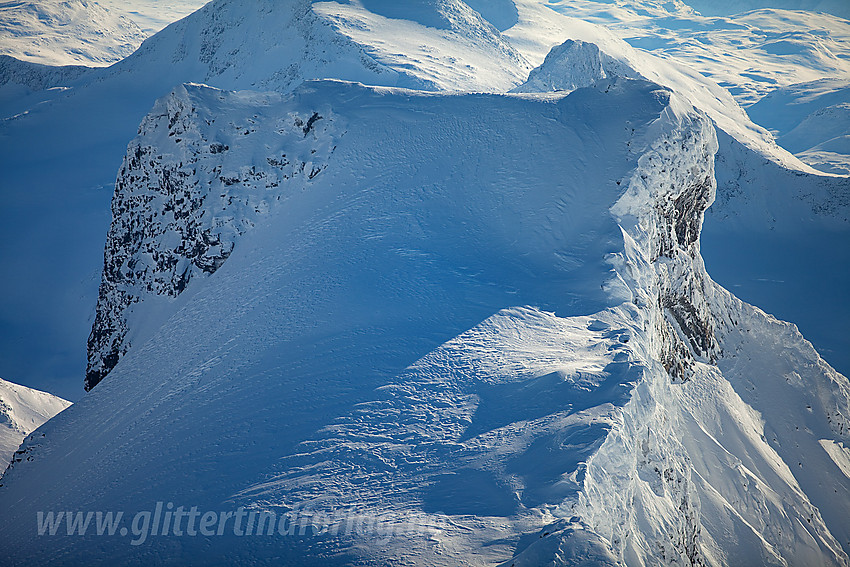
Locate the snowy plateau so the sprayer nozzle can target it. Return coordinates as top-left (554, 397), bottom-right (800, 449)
top-left (0, 0), bottom-right (849, 566)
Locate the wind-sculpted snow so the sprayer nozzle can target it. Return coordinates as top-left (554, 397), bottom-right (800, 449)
top-left (513, 36), bottom-right (850, 227)
top-left (3, 0), bottom-right (848, 403)
top-left (0, 0), bottom-right (542, 400)
top-left (3, 78), bottom-right (850, 566)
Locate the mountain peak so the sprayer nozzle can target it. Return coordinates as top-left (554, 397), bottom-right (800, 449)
top-left (0, 378), bottom-right (71, 470)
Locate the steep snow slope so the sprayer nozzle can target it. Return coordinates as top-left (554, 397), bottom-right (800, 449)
top-left (3, 77), bottom-right (850, 566)
top-left (0, 0), bottom-right (146, 66)
top-left (116, 0), bottom-right (528, 95)
top-left (510, 32), bottom-right (850, 376)
top-left (0, 378), bottom-right (70, 469)
top-left (0, 0), bottom-right (531, 400)
top-left (1, 0), bottom-right (848, 411)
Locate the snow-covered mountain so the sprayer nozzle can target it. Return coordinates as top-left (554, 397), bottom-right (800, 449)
top-left (0, 0), bottom-right (147, 67)
top-left (3, 0), bottom-right (846, 402)
top-left (748, 78), bottom-right (850, 175)
top-left (2, 74), bottom-right (849, 565)
top-left (0, 2), bottom-right (849, 563)
top-left (80, 13), bottom-right (850, 391)
top-left (542, 0), bottom-right (850, 107)
top-left (537, 0), bottom-right (850, 179)
top-left (0, 378), bottom-right (71, 470)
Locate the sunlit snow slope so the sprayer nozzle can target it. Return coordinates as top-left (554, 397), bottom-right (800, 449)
top-left (0, 0), bottom-right (146, 67)
top-left (0, 378), bottom-right (70, 469)
top-left (1, 76), bottom-right (849, 566)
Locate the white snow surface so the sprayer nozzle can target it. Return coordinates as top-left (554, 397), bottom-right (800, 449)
top-left (3, 0), bottom-right (849, 403)
top-left (532, 0), bottom-right (850, 176)
top-left (538, 1), bottom-right (850, 107)
top-left (0, 378), bottom-right (70, 470)
top-left (97, 0), bottom-right (211, 35)
top-left (0, 0), bottom-right (147, 66)
top-left (748, 78), bottom-right (850, 174)
top-left (1, 76), bottom-right (849, 566)
top-left (684, 0), bottom-right (850, 21)
top-left (0, 2), bottom-right (848, 564)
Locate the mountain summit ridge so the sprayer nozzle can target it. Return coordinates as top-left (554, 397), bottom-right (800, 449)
top-left (0, 1), bottom-right (848, 565)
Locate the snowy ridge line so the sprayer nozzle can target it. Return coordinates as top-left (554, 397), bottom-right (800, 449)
top-left (0, 378), bottom-right (71, 473)
top-left (2, 76), bottom-right (704, 565)
top-left (529, 88), bottom-right (718, 565)
top-left (75, 76), bottom-right (850, 566)
top-left (510, 35), bottom-right (850, 230)
top-left (0, 3), bottom-right (848, 559)
top-left (504, 84), bottom-right (850, 566)
top-left (86, 83), bottom-right (341, 390)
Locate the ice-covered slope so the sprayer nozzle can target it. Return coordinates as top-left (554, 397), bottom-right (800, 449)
top-left (2, 78), bottom-right (849, 566)
top-left (0, 0), bottom-right (146, 67)
top-left (510, 30), bottom-right (850, 377)
top-left (0, 378), bottom-right (70, 469)
top-left (1, 0), bottom-right (848, 420)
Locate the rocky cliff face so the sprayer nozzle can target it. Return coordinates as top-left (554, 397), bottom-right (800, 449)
top-left (86, 84), bottom-right (341, 390)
